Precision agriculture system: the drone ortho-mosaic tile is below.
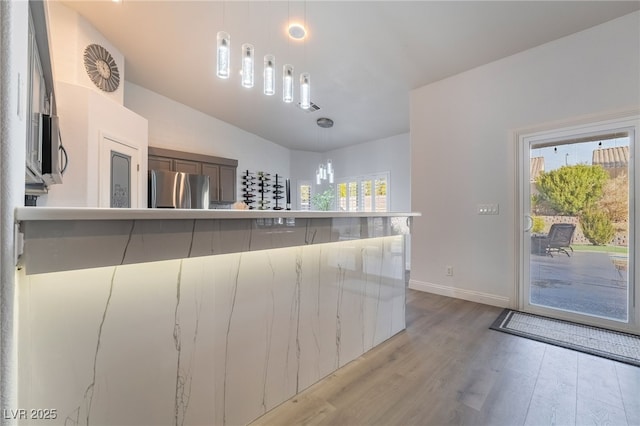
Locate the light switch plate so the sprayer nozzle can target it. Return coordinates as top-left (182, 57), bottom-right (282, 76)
top-left (477, 203), bottom-right (499, 215)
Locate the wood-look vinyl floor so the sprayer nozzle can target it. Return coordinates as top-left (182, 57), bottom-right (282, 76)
top-left (250, 290), bottom-right (640, 426)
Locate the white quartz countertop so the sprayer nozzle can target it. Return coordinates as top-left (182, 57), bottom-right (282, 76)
top-left (15, 207), bottom-right (421, 221)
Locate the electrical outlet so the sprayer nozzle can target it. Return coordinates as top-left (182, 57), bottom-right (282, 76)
top-left (446, 266), bottom-right (453, 276)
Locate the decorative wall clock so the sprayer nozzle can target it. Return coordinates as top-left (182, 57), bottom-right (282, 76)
top-left (83, 43), bottom-right (120, 92)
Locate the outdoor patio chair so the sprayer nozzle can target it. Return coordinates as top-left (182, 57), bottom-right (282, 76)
top-left (543, 223), bottom-right (576, 257)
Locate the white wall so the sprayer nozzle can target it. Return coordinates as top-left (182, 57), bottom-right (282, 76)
top-left (0, 1), bottom-right (29, 423)
top-left (124, 79), bottom-right (410, 212)
top-left (290, 150), bottom-right (322, 209)
top-left (328, 133), bottom-right (411, 212)
top-left (290, 133), bottom-right (411, 212)
top-left (39, 82), bottom-right (148, 207)
top-left (46, 1), bottom-right (125, 105)
top-left (38, 1), bottom-right (147, 208)
top-left (409, 12), bottom-right (640, 307)
top-left (124, 82), bottom-right (290, 201)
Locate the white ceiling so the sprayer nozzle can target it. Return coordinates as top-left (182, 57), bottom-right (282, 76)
top-left (61, 1), bottom-right (640, 152)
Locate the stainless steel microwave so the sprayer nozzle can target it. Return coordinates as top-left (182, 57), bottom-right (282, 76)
top-left (25, 114), bottom-right (68, 192)
top-left (40, 114), bottom-right (67, 185)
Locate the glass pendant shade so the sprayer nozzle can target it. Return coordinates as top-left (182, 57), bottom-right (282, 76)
top-left (299, 72), bottom-right (310, 109)
top-left (315, 159), bottom-right (335, 185)
top-left (241, 43), bottom-right (254, 88)
top-left (327, 160), bottom-right (334, 183)
top-left (263, 54), bottom-right (275, 95)
top-left (283, 64), bottom-right (294, 103)
top-left (216, 31), bottom-right (230, 79)
top-left (216, 32), bottom-right (309, 106)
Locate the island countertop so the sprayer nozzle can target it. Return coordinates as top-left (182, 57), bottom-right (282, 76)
top-left (16, 206), bottom-right (413, 425)
top-left (15, 206), bottom-right (421, 221)
top-left (16, 206), bottom-right (419, 275)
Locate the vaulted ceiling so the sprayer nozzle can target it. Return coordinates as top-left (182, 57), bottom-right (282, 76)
top-left (61, 1), bottom-right (640, 152)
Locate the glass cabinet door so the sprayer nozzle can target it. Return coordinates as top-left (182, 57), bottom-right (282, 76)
top-left (110, 150), bottom-right (131, 208)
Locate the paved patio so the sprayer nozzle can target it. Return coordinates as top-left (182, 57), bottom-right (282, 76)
top-left (530, 250), bottom-right (628, 321)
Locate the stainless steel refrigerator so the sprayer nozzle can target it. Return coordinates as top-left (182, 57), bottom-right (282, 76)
top-left (148, 169), bottom-right (210, 209)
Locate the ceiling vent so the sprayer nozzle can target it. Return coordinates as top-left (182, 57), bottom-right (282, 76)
top-left (298, 101), bottom-right (320, 112)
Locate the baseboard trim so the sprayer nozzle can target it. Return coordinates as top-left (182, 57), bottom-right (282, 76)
top-left (408, 279), bottom-right (511, 308)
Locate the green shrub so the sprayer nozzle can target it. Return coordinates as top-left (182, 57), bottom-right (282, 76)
top-left (580, 211), bottom-right (615, 246)
top-left (532, 216), bottom-right (545, 234)
top-left (598, 172), bottom-right (628, 222)
top-left (536, 164), bottom-right (609, 215)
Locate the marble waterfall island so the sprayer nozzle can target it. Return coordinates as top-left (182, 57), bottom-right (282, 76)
top-left (15, 208), bottom-right (418, 426)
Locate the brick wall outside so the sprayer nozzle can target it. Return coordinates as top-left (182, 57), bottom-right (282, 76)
top-left (538, 215), bottom-right (628, 247)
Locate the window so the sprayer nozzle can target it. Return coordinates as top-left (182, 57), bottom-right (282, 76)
top-left (337, 181), bottom-right (359, 211)
top-left (336, 172), bottom-right (389, 212)
top-left (298, 181), bottom-right (312, 210)
top-left (362, 175), bottom-right (388, 212)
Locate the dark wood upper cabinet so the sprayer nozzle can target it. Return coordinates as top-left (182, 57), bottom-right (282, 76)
top-left (148, 147), bottom-right (237, 204)
top-left (174, 159), bottom-right (201, 175)
top-left (148, 155), bottom-right (173, 172)
top-left (201, 163), bottom-right (221, 203)
top-left (219, 165), bottom-right (237, 203)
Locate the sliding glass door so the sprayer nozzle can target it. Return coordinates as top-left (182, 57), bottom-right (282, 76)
top-left (518, 115), bottom-right (638, 332)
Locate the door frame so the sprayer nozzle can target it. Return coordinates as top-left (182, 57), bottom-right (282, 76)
top-left (98, 132), bottom-right (142, 208)
top-left (515, 109), bottom-right (640, 334)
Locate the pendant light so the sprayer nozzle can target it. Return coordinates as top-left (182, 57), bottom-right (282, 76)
top-left (215, 6), bottom-right (314, 106)
top-left (299, 72), bottom-right (310, 109)
top-left (241, 43), bottom-right (254, 88)
top-left (314, 118), bottom-right (335, 185)
top-left (316, 117), bottom-right (334, 185)
top-left (315, 161), bottom-right (334, 184)
top-left (264, 54), bottom-right (275, 95)
top-left (283, 64), bottom-right (294, 103)
top-left (216, 31), bottom-right (230, 79)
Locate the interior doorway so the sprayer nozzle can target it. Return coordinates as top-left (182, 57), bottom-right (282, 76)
top-left (517, 113), bottom-right (639, 333)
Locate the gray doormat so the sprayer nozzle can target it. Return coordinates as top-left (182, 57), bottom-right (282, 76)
top-left (490, 309), bottom-right (640, 367)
